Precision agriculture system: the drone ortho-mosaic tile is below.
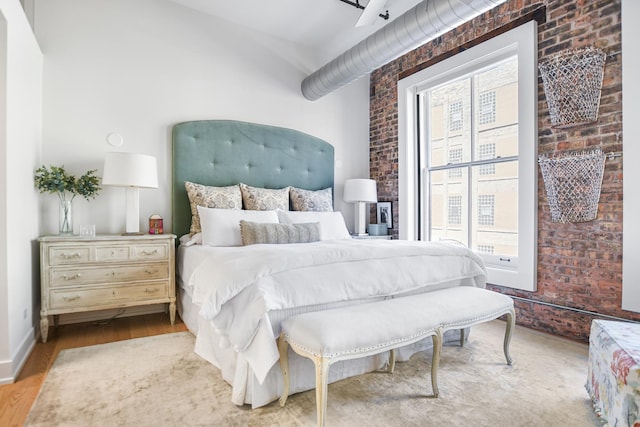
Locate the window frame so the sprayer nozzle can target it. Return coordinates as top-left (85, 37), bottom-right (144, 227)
top-left (397, 21), bottom-right (538, 291)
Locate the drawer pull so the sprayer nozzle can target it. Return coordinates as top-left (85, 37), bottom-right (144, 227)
top-left (63, 295), bottom-right (81, 301)
top-left (144, 288), bottom-right (160, 294)
top-left (61, 252), bottom-right (81, 259)
top-left (141, 249), bottom-right (158, 256)
top-left (107, 271), bottom-right (116, 277)
top-left (144, 268), bottom-right (159, 275)
top-left (62, 273), bottom-right (81, 281)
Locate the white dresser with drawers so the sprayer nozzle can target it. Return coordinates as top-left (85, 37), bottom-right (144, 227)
top-left (38, 234), bottom-right (176, 342)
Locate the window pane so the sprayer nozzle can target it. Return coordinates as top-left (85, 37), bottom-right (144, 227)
top-left (429, 78), bottom-right (471, 167)
top-left (471, 162), bottom-right (518, 257)
top-left (474, 58), bottom-right (518, 158)
top-left (428, 168), bottom-right (468, 245)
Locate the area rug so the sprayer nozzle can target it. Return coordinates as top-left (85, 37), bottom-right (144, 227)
top-left (25, 322), bottom-right (600, 426)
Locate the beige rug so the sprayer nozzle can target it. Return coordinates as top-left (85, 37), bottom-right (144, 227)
top-left (26, 321), bottom-right (601, 426)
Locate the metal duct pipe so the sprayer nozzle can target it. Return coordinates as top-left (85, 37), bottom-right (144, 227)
top-left (302, 0), bottom-right (507, 101)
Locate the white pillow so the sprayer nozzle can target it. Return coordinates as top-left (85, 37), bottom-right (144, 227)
top-left (277, 210), bottom-right (351, 241)
top-left (179, 233), bottom-right (202, 247)
top-left (197, 207), bottom-right (279, 246)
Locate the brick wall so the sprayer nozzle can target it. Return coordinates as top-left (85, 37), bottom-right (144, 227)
top-left (369, 0), bottom-right (638, 342)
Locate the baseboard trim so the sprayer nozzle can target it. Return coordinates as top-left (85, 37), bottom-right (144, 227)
top-left (0, 327), bottom-right (36, 385)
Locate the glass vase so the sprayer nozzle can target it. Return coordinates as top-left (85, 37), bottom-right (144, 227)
top-left (59, 200), bottom-right (73, 235)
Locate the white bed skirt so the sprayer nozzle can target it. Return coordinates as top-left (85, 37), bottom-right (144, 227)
top-left (178, 286), bottom-right (467, 408)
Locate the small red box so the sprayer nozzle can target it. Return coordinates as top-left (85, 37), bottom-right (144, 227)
top-left (149, 215), bottom-right (163, 234)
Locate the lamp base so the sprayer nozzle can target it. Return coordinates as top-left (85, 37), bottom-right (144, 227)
top-left (125, 187), bottom-right (141, 235)
top-left (353, 201), bottom-right (370, 235)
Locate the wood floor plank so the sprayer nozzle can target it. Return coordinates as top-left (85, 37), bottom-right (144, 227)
top-left (0, 313), bottom-right (187, 426)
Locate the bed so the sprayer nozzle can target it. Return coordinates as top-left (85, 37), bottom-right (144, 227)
top-left (172, 120), bottom-right (487, 408)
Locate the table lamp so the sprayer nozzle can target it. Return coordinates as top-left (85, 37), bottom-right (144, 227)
top-left (102, 152), bottom-right (158, 235)
top-left (344, 178), bottom-right (377, 236)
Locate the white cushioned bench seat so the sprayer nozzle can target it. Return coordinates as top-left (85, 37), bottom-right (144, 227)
top-left (432, 286), bottom-right (516, 356)
top-left (278, 286), bottom-right (515, 427)
top-left (281, 294), bottom-right (444, 360)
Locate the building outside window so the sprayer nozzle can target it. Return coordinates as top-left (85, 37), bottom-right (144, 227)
top-left (477, 245), bottom-right (495, 254)
top-left (448, 148), bottom-right (463, 178)
top-left (448, 195), bottom-right (462, 225)
top-left (477, 194), bottom-right (495, 226)
top-left (479, 91), bottom-right (496, 125)
top-left (478, 143), bottom-right (496, 175)
top-left (449, 100), bottom-right (463, 132)
top-left (422, 58), bottom-right (517, 254)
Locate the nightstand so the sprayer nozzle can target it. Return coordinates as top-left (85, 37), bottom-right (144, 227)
top-left (351, 234), bottom-right (392, 240)
top-left (38, 234), bottom-right (176, 343)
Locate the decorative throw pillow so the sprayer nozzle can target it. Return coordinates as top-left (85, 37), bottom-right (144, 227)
top-left (185, 182), bottom-right (242, 235)
top-left (290, 187), bottom-right (333, 212)
top-left (197, 207), bottom-right (279, 246)
top-left (240, 183), bottom-right (290, 211)
top-left (239, 221), bottom-right (320, 245)
top-left (277, 210), bottom-right (351, 241)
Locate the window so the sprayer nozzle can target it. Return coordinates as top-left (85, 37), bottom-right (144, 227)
top-left (448, 195), bottom-right (462, 225)
top-left (478, 143), bottom-right (496, 175)
top-left (448, 148), bottom-right (463, 178)
top-left (397, 21), bottom-right (537, 291)
top-left (449, 100), bottom-right (463, 131)
top-left (479, 91), bottom-right (496, 125)
top-left (477, 245), bottom-right (494, 254)
top-left (477, 195), bottom-right (495, 226)
top-left (422, 58), bottom-right (516, 253)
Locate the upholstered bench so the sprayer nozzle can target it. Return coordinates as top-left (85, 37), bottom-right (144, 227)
top-left (278, 286), bottom-right (515, 427)
top-left (586, 319), bottom-right (640, 426)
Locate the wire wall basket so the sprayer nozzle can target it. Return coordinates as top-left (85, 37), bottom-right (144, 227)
top-left (538, 47), bottom-right (606, 129)
top-left (538, 149), bottom-right (606, 223)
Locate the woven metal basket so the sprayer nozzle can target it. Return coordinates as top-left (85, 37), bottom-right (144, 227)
top-left (538, 47), bottom-right (606, 129)
top-left (538, 149), bottom-right (605, 223)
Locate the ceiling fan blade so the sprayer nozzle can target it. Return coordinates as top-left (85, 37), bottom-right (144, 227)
top-left (355, 0), bottom-right (388, 27)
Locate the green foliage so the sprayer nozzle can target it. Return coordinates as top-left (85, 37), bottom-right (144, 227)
top-left (34, 165), bottom-right (101, 202)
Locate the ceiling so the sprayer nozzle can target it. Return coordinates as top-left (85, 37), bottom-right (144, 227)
top-left (167, 0), bottom-right (424, 62)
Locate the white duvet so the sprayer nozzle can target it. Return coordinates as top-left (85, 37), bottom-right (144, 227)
top-left (184, 239), bottom-right (486, 382)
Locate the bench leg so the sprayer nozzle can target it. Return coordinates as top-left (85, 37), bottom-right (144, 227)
top-left (277, 335), bottom-right (290, 407)
top-left (504, 308), bottom-right (516, 365)
top-left (460, 327), bottom-right (466, 347)
top-left (314, 357), bottom-right (330, 427)
top-left (388, 349), bottom-right (396, 373)
top-left (431, 330), bottom-right (443, 398)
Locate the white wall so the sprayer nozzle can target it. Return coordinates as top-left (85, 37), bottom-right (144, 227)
top-left (622, 0), bottom-right (640, 312)
top-left (34, 0), bottom-right (371, 236)
top-left (0, 0), bottom-right (42, 384)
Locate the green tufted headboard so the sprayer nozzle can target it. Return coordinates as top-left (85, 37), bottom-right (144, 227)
top-left (172, 120), bottom-right (335, 238)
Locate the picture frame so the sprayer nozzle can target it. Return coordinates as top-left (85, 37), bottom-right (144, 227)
top-left (376, 202), bottom-right (393, 229)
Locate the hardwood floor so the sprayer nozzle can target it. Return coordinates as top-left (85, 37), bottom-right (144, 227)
top-left (0, 313), bottom-right (187, 427)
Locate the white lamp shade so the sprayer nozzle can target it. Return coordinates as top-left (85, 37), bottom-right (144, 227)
top-left (102, 152), bottom-right (158, 188)
top-left (344, 179), bottom-right (377, 203)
